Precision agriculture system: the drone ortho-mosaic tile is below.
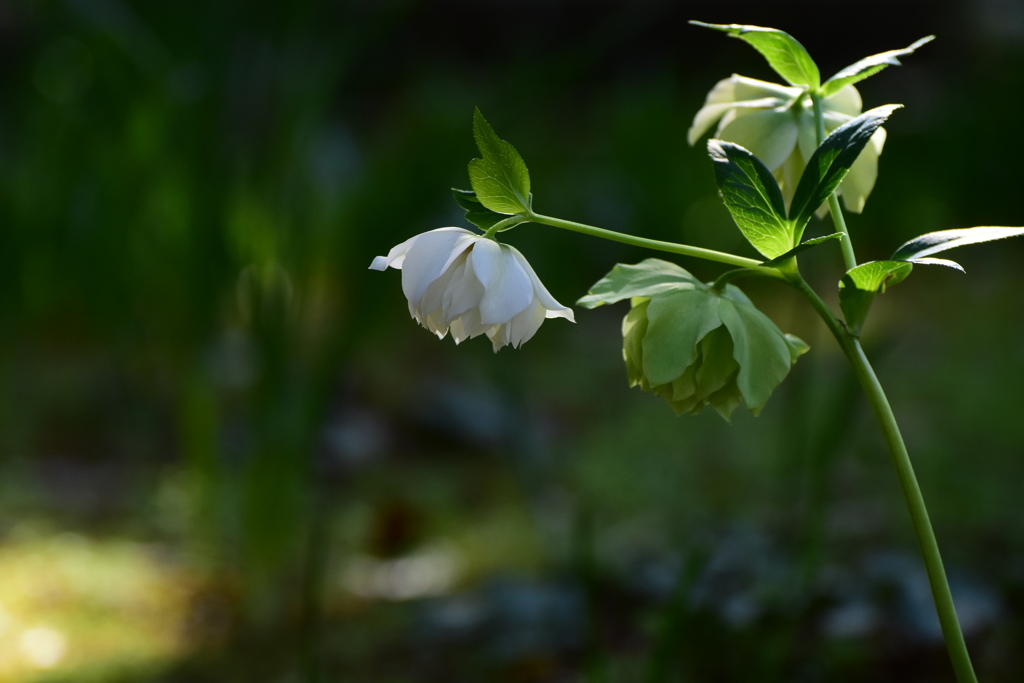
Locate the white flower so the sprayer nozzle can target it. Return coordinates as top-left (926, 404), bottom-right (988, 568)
top-left (688, 74), bottom-right (886, 214)
top-left (370, 228), bottom-right (574, 351)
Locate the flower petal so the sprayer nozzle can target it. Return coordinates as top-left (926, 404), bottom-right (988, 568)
top-left (369, 234), bottom-right (419, 271)
top-left (508, 299), bottom-right (547, 348)
top-left (506, 247), bottom-right (575, 322)
top-left (717, 108), bottom-right (799, 171)
top-left (470, 240), bottom-right (534, 325)
top-left (823, 84), bottom-right (863, 116)
top-left (415, 249), bottom-right (469, 321)
top-left (399, 228), bottom-right (477, 304)
top-left (839, 127), bottom-right (885, 214)
top-left (442, 254), bottom-right (486, 319)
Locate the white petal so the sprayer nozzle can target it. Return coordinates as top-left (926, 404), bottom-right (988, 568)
top-left (442, 254), bottom-right (486, 319)
top-left (729, 74), bottom-right (801, 101)
top-left (470, 240), bottom-right (534, 325)
top-left (796, 107), bottom-right (818, 164)
top-left (369, 234), bottom-right (419, 271)
top-left (506, 247), bottom-right (575, 322)
top-left (450, 308), bottom-right (491, 344)
top-left (399, 228), bottom-right (477, 305)
top-left (823, 84), bottom-right (863, 116)
top-left (415, 249), bottom-right (468, 321)
top-left (839, 128), bottom-right (884, 214)
top-left (509, 299), bottom-right (547, 348)
top-left (717, 108), bottom-right (799, 171)
top-left (689, 102), bottom-right (738, 146)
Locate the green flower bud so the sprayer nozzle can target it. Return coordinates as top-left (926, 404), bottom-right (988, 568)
top-left (580, 259), bottom-right (809, 420)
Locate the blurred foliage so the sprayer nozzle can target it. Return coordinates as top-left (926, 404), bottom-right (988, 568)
top-left (1, 0), bottom-right (1024, 681)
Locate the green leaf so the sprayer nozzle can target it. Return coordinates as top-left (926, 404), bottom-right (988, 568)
top-left (452, 189), bottom-right (507, 231)
top-left (467, 108), bottom-right (531, 214)
top-left (760, 232), bottom-right (844, 266)
top-left (788, 105), bottom-right (901, 233)
top-left (838, 260), bottom-right (913, 332)
top-left (821, 36), bottom-right (934, 97)
top-left (707, 140), bottom-right (794, 259)
top-left (891, 227), bottom-right (1024, 270)
top-left (690, 21), bottom-right (820, 89)
top-left (576, 259), bottom-right (703, 309)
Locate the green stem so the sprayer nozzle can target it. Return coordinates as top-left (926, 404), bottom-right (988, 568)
top-left (527, 210), bottom-right (782, 274)
top-left (790, 275), bottom-right (978, 683)
top-left (811, 94), bottom-right (857, 271)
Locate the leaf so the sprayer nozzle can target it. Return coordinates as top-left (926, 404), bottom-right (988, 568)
top-left (690, 21), bottom-right (820, 89)
top-left (760, 232), bottom-right (844, 266)
top-left (891, 227), bottom-right (1024, 264)
top-left (467, 108), bottom-right (531, 214)
top-left (577, 259), bottom-right (703, 309)
top-left (707, 139), bottom-right (794, 259)
top-left (452, 188), bottom-right (507, 231)
top-left (838, 260), bottom-right (913, 332)
top-left (821, 36), bottom-right (934, 97)
top-left (788, 105), bottom-right (901, 233)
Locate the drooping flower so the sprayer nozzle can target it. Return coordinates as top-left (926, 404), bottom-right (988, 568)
top-left (578, 259), bottom-right (809, 419)
top-left (370, 228), bottom-right (574, 351)
top-left (688, 74), bottom-right (886, 213)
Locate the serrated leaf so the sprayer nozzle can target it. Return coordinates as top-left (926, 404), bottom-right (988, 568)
top-left (891, 227), bottom-right (1024, 262)
top-left (821, 36), bottom-right (934, 97)
top-left (708, 139), bottom-right (794, 259)
top-left (468, 109), bottom-right (531, 214)
top-left (577, 259), bottom-right (704, 309)
top-left (760, 232), bottom-right (844, 266)
top-left (838, 260), bottom-right (913, 332)
top-left (788, 105), bottom-right (900, 234)
top-left (690, 21), bottom-right (820, 89)
top-left (452, 188), bottom-right (506, 231)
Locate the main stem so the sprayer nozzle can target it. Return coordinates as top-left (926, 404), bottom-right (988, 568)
top-left (791, 276), bottom-right (978, 683)
top-left (811, 93), bottom-right (858, 272)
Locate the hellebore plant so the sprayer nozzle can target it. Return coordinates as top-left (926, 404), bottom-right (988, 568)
top-left (371, 22), bottom-right (1024, 682)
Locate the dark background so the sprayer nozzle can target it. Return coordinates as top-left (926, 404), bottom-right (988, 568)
top-left (1, 0), bottom-right (1023, 681)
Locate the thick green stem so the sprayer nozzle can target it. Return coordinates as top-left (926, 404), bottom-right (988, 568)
top-left (811, 94), bottom-right (858, 271)
top-left (527, 210), bottom-right (783, 274)
top-left (790, 275), bottom-right (978, 683)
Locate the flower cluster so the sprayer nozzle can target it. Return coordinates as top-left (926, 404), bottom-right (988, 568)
top-left (689, 75), bottom-right (885, 213)
top-left (370, 228), bottom-right (574, 352)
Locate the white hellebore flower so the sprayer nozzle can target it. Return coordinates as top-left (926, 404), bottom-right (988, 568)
top-left (370, 228), bottom-right (574, 352)
top-left (688, 74), bottom-right (886, 214)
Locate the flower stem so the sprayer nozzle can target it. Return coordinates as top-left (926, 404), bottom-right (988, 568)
top-left (790, 275), bottom-right (978, 683)
top-left (526, 210), bottom-right (783, 275)
top-left (811, 93), bottom-right (858, 272)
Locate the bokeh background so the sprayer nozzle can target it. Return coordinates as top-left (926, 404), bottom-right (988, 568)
top-left (1, 0), bottom-right (1023, 681)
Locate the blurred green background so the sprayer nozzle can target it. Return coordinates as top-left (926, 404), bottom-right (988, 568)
top-left (1, 0), bottom-right (1023, 681)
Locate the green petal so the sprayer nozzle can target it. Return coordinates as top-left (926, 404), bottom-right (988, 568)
top-left (642, 290), bottom-right (722, 386)
top-left (717, 298), bottom-right (794, 413)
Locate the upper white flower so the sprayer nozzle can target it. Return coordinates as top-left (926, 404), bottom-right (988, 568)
top-left (370, 228), bottom-right (574, 352)
top-left (688, 74), bottom-right (886, 214)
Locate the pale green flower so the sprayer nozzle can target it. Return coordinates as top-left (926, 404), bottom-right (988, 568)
top-left (688, 74), bottom-right (886, 214)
